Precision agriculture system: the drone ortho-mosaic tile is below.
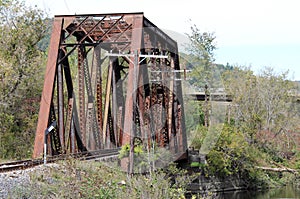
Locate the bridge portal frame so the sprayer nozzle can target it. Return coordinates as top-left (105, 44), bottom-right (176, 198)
top-left (33, 13), bottom-right (187, 167)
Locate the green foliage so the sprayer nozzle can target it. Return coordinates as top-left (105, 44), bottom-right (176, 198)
top-left (0, 0), bottom-right (47, 159)
top-left (184, 99), bottom-right (204, 127)
top-left (12, 160), bottom-right (192, 198)
top-left (212, 125), bottom-right (250, 176)
top-left (118, 143), bottom-right (144, 158)
top-left (190, 125), bottom-right (207, 149)
top-left (207, 150), bottom-right (232, 176)
top-left (186, 24), bottom-right (216, 63)
top-left (134, 144), bottom-right (144, 155)
top-left (223, 66), bottom-right (299, 156)
top-left (119, 141), bottom-right (175, 174)
top-left (190, 123), bottom-right (253, 177)
top-left (184, 22), bottom-right (300, 189)
top-left (184, 24), bottom-right (220, 90)
top-left (190, 162), bottom-right (200, 167)
top-left (118, 143), bottom-right (130, 158)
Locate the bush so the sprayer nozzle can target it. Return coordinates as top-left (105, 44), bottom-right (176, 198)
top-left (191, 124), bottom-right (253, 177)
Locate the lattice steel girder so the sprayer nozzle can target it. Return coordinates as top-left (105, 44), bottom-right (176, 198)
top-left (33, 12), bottom-right (187, 160)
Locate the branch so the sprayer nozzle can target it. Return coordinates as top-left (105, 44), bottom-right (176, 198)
top-left (255, 166), bottom-right (298, 174)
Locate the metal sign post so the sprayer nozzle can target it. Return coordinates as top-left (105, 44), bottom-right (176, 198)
top-left (44, 121), bottom-right (57, 165)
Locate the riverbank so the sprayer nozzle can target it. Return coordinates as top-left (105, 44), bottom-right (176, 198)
top-left (195, 185), bottom-right (300, 199)
top-left (2, 156), bottom-right (300, 198)
top-left (183, 145), bottom-right (300, 196)
top-left (183, 165), bottom-right (300, 198)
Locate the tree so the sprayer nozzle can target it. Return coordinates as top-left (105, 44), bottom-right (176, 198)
top-left (257, 68), bottom-right (294, 133)
top-left (222, 66), bottom-right (260, 142)
top-left (206, 124), bottom-right (251, 177)
top-left (0, 0), bottom-right (47, 159)
top-left (223, 66), bottom-right (299, 158)
top-left (185, 24), bottom-right (218, 89)
top-left (185, 24), bottom-right (219, 128)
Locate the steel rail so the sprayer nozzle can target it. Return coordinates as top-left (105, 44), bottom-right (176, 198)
top-left (0, 148), bottom-right (120, 173)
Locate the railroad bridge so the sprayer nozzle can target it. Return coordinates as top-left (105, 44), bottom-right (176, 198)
top-left (33, 13), bottom-right (187, 167)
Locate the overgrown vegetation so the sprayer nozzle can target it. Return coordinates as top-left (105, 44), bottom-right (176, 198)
top-left (0, 0), bottom-right (48, 159)
top-left (12, 160), bottom-right (192, 199)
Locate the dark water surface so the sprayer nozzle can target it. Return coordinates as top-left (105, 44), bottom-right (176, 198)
top-left (215, 185), bottom-right (300, 199)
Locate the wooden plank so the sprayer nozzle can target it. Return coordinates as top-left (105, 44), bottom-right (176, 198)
top-left (102, 59), bottom-right (113, 147)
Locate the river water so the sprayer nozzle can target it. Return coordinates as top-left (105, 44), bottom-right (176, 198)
top-left (214, 185), bottom-right (300, 199)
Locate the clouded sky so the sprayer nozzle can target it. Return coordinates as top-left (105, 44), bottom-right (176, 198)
top-left (26, 0), bottom-right (300, 80)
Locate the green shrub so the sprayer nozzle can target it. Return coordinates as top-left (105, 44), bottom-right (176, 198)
top-left (190, 162), bottom-right (200, 167)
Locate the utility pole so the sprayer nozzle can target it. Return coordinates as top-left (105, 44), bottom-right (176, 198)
top-left (204, 84), bottom-right (209, 127)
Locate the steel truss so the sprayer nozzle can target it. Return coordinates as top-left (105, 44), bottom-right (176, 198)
top-left (33, 13), bottom-right (187, 165)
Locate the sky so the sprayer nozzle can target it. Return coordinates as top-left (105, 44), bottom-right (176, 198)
top-left (25, 0), bottom-right (300, 80)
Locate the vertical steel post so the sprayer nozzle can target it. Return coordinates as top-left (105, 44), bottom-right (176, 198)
top-left (174, 50), bottom-right (187, 152)
top-left (168, 56), bottom-right (175, 151)
top-left (44, 129), bottom-right (47, 164)
top-left (78, 47), bottom-right (86, 147)
top-left (94, 45), bottom-right (103, 148)
top-left (122, 14), bottom-right (143, 145)
top-left (112, 57), bottom-right (119, 148)
top-left (129, 50), bottom-right (139, 174)
top-left (44, 121), bottom-right (56, 164)
top-left (70, 113), bottom-right (75, 153)
top-left (57, 50), bottom-right (65, 153)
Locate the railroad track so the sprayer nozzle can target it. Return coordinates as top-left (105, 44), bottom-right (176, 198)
top-left (0, 148), bottom-right (120, 173)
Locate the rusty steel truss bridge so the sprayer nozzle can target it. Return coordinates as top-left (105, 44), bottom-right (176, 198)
top-left (33, 13), bottom-right (188, 170)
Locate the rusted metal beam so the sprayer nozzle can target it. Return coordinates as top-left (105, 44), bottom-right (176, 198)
top-left (57, 50), bottom-right (65, 153)
top-left (174, 50), bottom-right (187, 153)
top-left (33, 17), bottom-right (64, 158)
top-left (143, 17), bottom-right (177, 52)
top-left (168, 56), bottom-right (175, 151)
top-left (77, 47), bottom-right (86, 148)
top-left (55, 12), bottom-right (144, 18)
top-left (112, 57), bottom-right (119, 148)
top-left (122, 14), bottom-right (144, 145)
top-left (94, 46), bottom-right (103, 148)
